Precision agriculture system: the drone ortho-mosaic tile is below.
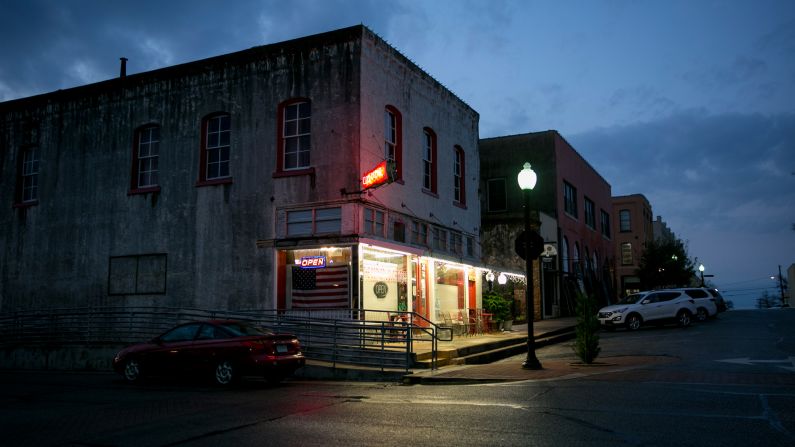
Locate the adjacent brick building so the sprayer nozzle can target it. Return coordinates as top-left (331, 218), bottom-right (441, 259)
top-left (612, 194), bottom-right (654, 296)
top-left (479, 130), bottom-right (615, 318)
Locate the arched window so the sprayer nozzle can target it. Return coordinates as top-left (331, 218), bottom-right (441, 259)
top-left (384, 105), bottom-right (402, 181)
top-left (453, 145), bottom-right (466, 206)
top-left (422, 127), bottom-right (437, 193)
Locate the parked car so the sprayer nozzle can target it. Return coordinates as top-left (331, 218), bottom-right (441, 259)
top-left (598, 290), bottom-right (697, 331)
top-left (681, 288), bottom-right (719, 321)
top-left (706, 288), bottom-right (728, 312)
top-left (113, 320), bottom-right (305, 386)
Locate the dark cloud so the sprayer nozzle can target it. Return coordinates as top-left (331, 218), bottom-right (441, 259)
top-left (0, 0), bottom-right (403, 101)
top-left (569, 110), bottom-right (795, 235)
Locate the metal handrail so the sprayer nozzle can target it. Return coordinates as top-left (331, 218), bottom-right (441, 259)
top-left (0, 306), bottom-right (452, 371)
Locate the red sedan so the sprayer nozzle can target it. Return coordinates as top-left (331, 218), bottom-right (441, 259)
top-left (113, 320), bottom-right (305, 386)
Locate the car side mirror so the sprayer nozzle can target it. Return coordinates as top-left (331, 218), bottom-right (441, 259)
top-left (641, 299), bottom-right (650, 305)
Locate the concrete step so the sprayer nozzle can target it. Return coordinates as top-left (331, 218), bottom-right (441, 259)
top-left (412, 328), bottom-right (577, 368)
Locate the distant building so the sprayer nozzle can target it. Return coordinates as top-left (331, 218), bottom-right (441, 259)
top-left (0, 25), bottom-right (483, 324)
top-left (479, 130), bottom-right (615, 319)
top-left (653, 215), bottom-right (675, 242)
top-left (611, 194), bottom-right (654, 296)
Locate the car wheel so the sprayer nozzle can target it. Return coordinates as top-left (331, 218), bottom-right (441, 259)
top-left (626, 314), bottom-right (642, 331)
top-left (214, 360), bottom-right (237, 386)
top-left (696, 307), bottom-right (708, 322)
top-left (677, 310), bottom-right (692, 328)
top-left (123, 359), bottom-right (142, 383)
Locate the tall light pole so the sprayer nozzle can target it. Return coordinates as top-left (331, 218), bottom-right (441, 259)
top-left (518, 162), bottom-right (542, 370)
top-left (699, 264), bottom-right (705, 287)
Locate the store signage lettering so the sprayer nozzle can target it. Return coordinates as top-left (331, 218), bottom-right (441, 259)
top-left (361, 160), bottom-right (395, 190)
top-left (299, 256), bottom-right (326, 269)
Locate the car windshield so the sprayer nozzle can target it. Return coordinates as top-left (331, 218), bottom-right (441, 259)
top-left (616, 293), bottom-right (644, 305)
top-left (218, 322), bottom-right (273, 337)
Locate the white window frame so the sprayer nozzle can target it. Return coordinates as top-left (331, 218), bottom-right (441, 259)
top-left (423, 130), bottom-right (433, 190)
top-left (384, 109), bottom-right (396, 163)
top-left (206, 114), bottom-right (231, 180)
top-left (283, 101), bottom-right (311, 170)
top-left (364, 207), bottom-right (385, 237)
top-left (137, 126), bottom-right (159, 188)
top-left (21, 146), bottom-right (39, 202)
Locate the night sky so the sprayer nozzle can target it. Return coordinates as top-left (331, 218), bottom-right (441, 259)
top-left (2, 0), bottom-right (793, 308)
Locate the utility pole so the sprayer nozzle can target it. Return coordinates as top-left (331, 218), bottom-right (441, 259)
top-left (778, 265), bottom-right (788, 307)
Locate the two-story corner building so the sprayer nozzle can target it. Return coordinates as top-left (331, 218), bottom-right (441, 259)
top-left (479, 130), bottom-right (614, 319)
top-left (612, 194), bottom-right (654, 297)
top-left (0, 25), bottom-right (482, 325)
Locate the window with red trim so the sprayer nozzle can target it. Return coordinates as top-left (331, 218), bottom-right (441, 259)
top-left (453, 145), bottom-right (466, 205)
top-left (130, 124), bottom-right (160, 193)
top-left (422, 128), bottom-right (437, 193)
top-left (197, 113), bottom-right (232, 185)
top-left (277, 99), bottom-right (311, 173)
top-left (384, 106), bottom-right (402, 181)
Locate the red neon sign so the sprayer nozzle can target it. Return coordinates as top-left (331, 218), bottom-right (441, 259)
top-left (362, 160), bottom-right (389, 190)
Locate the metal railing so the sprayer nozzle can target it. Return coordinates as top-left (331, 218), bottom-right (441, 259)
top-left (0, 307), bottom-right (452, 371)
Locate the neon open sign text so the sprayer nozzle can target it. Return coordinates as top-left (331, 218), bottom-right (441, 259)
top-left (299, 256), bottom-right (326, 269)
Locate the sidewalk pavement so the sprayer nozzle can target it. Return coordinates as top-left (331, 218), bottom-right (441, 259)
top-left (298, 317), bottom-right (678, 384)
top-left (406, 353), bottom-right (677, 384)
top-left (406, 318), bottom-right (676, 384)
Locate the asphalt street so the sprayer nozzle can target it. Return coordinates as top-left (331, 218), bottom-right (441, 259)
top-left (0, 308), bottom-right (792, 446)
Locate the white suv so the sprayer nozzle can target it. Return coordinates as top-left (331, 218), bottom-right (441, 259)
top-left (598, 290), bottom-right (697, 331)
top-left (681, 288), bottom-right (719, 321)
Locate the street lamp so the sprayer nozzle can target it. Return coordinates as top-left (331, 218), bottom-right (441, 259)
top-left (699, 264), bottom-right (705, 287)
top-left (486, 271), bottom-right (495, 291)
top-left (517, 162), bottom-right (542, 370)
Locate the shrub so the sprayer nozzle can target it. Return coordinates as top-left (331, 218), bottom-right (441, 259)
top-left (482, 290), bottom-right (513, 322)
top-left (573, 291), bottom-right (601, 364)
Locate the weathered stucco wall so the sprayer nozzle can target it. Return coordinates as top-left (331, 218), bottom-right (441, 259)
top-left (0, 27), bottom-right (363, 311)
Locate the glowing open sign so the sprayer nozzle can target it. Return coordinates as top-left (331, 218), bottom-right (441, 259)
top-left (361, 160), bottom-right (396, 190)
top-left (299, 256), bottom-right (326, 269)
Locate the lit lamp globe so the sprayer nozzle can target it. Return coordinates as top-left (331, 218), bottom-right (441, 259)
top-left (699, 264), bottom-right (705, 273)
top-left (486, 272), bottom-right (495, 283)
top-left (517, 162), bottom-right (537, 190)
top-left (497, 273), bottom-right (508, 285)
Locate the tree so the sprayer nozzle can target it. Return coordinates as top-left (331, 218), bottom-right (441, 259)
top-left (636, 238), bottom-right (696, 290)
top-left (757, 290), bottom-right (776, 309)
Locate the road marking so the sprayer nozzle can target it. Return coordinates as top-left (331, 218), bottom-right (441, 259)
top-left (717, 357), bottom-right (795, 372)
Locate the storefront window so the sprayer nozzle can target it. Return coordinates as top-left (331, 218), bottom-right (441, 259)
top-left (283, 247), bottom-right (352, 309)
top-left (360, 246), bottom-right (410, 315)
top-left (434, 261), bottom-right (465, 319)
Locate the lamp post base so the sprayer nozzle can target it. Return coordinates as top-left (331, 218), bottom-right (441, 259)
top-left (522, 355), bottom-right (543, 370)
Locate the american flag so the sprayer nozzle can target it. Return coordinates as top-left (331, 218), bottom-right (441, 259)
top-left (291, 265), bottom-right (349, 308)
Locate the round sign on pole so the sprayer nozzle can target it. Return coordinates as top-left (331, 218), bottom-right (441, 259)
top-left (514, 230), bottom-right (545, 260)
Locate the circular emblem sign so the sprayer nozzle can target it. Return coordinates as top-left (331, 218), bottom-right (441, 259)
top-left (373, 281), bottom-right (389, 298)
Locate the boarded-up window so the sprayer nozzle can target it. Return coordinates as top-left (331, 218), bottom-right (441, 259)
top-left (109, 254), bottom-right (167, 295)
